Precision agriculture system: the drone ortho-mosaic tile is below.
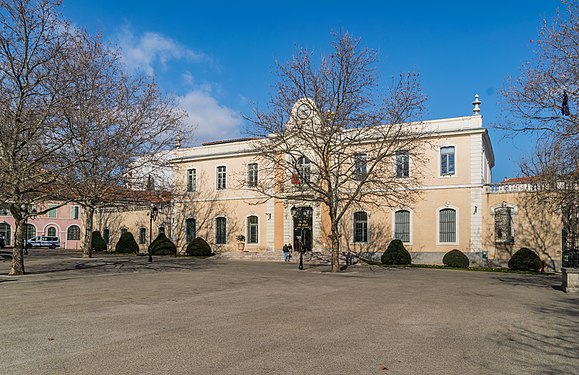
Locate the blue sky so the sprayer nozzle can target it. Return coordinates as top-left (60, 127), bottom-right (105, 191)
top-left (61, 1), bottom-right (560, 183)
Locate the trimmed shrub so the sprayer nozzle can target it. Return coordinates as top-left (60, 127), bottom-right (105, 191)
top-left (508, 247), bottom-right (541, 271)
top-left (115, 231), bottom-right (139, 254)
top-left (443, 249), bottom-right (470, 268)
top-left (381, 239), bottom-right (411, 265)
top-left (149, 233), bottom-right (177, 256)
top-left (91, 231), bottom-right (107, 252)
top-left (186, 237), bottom-right (212, 256)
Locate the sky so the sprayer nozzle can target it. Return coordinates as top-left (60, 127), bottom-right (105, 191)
top-left (60, 0), bottom-right (561, 183)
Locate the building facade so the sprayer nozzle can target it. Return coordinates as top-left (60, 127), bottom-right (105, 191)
top-left (0, 202), bottom-right (83, 249)
top-left (92, 99), bottom-right (564, 271)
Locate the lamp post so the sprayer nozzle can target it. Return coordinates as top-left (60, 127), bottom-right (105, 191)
top-left (148, 204), bottom-right (158, 262)
top-left (291, 206), bottom-right (304, 270)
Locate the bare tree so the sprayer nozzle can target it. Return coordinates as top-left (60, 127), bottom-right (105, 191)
top-left (58, 28), bottom-right (184, 258)
top-left (246, 32), bottom-right (427, 272)
top-left (501, 1), bottom-right (579, 261)
top-left (0, 0), bottom-right (72, 275)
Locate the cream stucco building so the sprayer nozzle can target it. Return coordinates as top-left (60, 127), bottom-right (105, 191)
top-left (99, 98), bottom-right (564, 271)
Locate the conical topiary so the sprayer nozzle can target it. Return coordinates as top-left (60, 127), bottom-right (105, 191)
top-left (149, 233), bottom-right (177, 255)
top-left (186, 237), bottom-right (212, 256)
top-left (91, 231), bottom-right (107, 252)
top-left (115, 231), bottom-right (139, 253)
top-left (381, 239), bottom-right (411, 265)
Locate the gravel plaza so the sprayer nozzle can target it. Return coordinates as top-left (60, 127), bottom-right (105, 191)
top-left (1, 250), bottom-right (578, 375)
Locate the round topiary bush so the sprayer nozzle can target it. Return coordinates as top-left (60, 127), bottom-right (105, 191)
top-left (115, 231), bottom-right (139, 254)
top-left (186, 237), bottom-right (212, 256)
top-left (149, 233), bottom-right (177, 255)
top-left (508, 247), bottom-right (541, 271)
top-left (443, 249), bottom-right (470, 268)
top-left (91, 231), bottom-right (107, 252)
top-left (381, 239), bottom-right (411, 265)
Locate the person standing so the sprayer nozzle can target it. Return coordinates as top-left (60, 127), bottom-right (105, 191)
top-left (283, 243), bottom-right (289, 262)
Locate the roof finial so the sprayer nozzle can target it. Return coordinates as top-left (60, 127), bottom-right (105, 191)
top-left (472, 94), bottom-right (481, 115)
top-left (175, 135), bottom-right (182, 149)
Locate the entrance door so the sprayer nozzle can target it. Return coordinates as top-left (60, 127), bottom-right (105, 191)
top-left (293, 207), bottom-right (313, 252)
top-left (0, 222), bottom-right (10, 246)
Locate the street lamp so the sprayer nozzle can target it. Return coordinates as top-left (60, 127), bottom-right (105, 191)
top-left (291, 206), bottom-right (304, 270)
top-left (148, 204), bottom-right (158, 262)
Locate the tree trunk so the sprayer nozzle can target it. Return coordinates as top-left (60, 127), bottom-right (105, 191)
top-left (9, 218), bottom-right (27, 275)
top-left (330, 219), bottom-right (340, 272)
top-left (82, 205), bottom-right (95, 258)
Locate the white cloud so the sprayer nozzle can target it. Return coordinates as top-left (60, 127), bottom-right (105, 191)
top-left (118, 27), bottom-right (211, 75)
top-left (178, 90), bottom-right (242, 144)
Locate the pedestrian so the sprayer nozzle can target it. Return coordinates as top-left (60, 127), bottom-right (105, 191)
top-left (288, 243), bottom-right (293, 261)
top-left (283, 243), bottom-right (289, 262)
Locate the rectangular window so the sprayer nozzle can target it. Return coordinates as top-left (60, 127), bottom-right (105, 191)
top-left (394, 210), bottom-right (410, 242)
top-left (353, 153), bottom-right (368, 180)
top-left (247, 216), bottom-right (259, 244)
top-left (48, 204), bottom-right (57, 218)
top-left (187, 168), bottom-right (196, 192)
top-left (396, 151), bottom-right (409, 178)
top-left (71, 206), bottom-right (79, 220)
top-left (439, 208), bottom-right (457, 243)
top-left (139, 228), bottom-right (146, 244)
top-left (217, 166), bottom-right (227, 190)
top-left (247, 163), bottom-right (258, 187)
top-left (353, 211), bottom-right (368, 243)
top-left (440, 146), bottom-right (455, 176)
top-left (216, 217), bottom-right (227, 244)
top-left (495, 207), bottom-right (514, 243)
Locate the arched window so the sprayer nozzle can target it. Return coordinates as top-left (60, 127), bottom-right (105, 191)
top-left (247, 216), bottom-right (258, 244)
top-left (353, 211), bottom-right (368, 243)
top-left (439, 208), bottom-right (456, 243)
top-left (394, 210), bottom-right (410, 243)
top-left (185, 218), bottom-right (196, 244)
top-left (25, 224), bottom-right (36, 240)
top-left (215, 217), bottom-right (227, 244)
top-left (47, 227), bottom-right (57, 237)
top-left (0, 222), bottom-right (11, 245)
top-left (67, 225), bottom-right (80, 240)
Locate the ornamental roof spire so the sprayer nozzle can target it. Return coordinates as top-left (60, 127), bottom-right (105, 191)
top-left (472, 94), bottom-right (481, 115)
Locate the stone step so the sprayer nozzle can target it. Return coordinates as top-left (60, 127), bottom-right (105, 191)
top-left (213, 251), bottom-right (358, 265)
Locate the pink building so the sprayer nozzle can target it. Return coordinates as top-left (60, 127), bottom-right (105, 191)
top-left (0, 202), bottom-right (83, 249)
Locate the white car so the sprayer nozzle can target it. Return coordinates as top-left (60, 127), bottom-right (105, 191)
top-left (25, 236), bottom-right (60, 249)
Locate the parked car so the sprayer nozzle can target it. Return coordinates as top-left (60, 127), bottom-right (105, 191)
top-left (25, 236), bottom-right (60, 249)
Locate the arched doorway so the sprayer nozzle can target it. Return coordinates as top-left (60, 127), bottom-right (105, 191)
top-left (25, 224), bottom-right (36, 240)
top-left (292, 206), bottom-right (313, 252)
top-left (0, 222), bottom-right (11, 246)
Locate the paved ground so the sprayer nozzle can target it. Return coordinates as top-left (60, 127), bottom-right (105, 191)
top-left (0, 249), bottom-right (578, 375)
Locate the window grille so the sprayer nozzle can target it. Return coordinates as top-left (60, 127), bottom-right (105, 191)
top-left (216, 217), bottom-right (227, 244)
top-left (394, 210), bottom-right (410, 242)
top-left (439, 208), bottom-right (456, 243)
